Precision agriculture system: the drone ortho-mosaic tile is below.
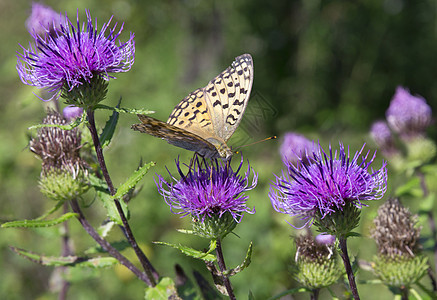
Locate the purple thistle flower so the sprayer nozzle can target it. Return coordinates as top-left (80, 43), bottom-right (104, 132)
top-left (370, 120), bottom-right (398, 157)
top-left (157, 155), bottom-right (257, 223)
top-left (26, 3), bottom-right (65, 35)
top-left (386, 86), bottom-right (432, 139)
top-left (270, 143), bottom-right (387, 227)
top-left (280, 132), bottom-right (315, 165)
top-left (17, 9), bottom-right (135, 101)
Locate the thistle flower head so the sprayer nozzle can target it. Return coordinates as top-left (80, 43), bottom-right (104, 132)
top-left (17, 9), bottom-right (135, 103)
top-left (386, 86), bottom-right (432, 140)
top-left (157, 155), bottom-right (257, 230)
top-left (279, 132), bottom-right (315, 165)
top-left (270, 143), bottom-right (388, 228)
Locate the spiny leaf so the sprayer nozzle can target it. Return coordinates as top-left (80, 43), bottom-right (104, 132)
top-left (28, 113), bottom-right (85, 130)
top-left (154, 241), bottom-right (216, 262)
top-left (10, 247), bottom-right (118, 268)
top-left (97, 189), bottom-right (129, 226)
top-left (95, 104), bottom-right (154, 115)
top-left (113, 162), bottom-right (155, 200)
top-left (2, 213), bottom-right (78, 228)
top-left (99, 98), bottom-right (121, 148)
top-left (224, 242), bottom-right (252, 276)
top-left (144, 277), bottom-right (178, 300)
top-left (88, 174), bottom-right (129, 225)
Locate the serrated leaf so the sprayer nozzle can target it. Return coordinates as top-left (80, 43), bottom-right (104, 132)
top-left (88, 174), bottom-right (109, 192)
top-left (144, 277), bottom-right (178, 300)
top-left (88, 174), bottom-right (129, 226)
top-left (28, 113), bottom-right (85, 130)
top-left (95, 104), bottom-right (154, 115)
top-left (99, 99), bottom-right (120, 148)
top-left (154, 241), bottom-right (216, 262)
top-left (224, 242), bottom-right (252, 276)
top-left (96, 190), bottom-right (129, 226)
top-left (2, 213), bottom-right (78, 228)
top-left (10, 247), bottom-right (118, 268)
top-left (113, 162), bottom-right (155, 200)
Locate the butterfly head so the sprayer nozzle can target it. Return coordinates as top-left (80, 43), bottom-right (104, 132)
top-left (206, 137), bottom-right (233, 161)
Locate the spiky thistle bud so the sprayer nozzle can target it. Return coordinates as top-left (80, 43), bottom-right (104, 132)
top-left (291, 234), bottom-right (343, 289)
top-left (30, 110), bottom-right (88, 201)
top-left (371, 198), bottom-right (428, 288)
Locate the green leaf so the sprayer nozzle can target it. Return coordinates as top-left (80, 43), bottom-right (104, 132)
top-left (144, 277), bottom-right (177, 300)
top-left (98, 190), bottom-right (129, 226)
top-left (88, 174), bottom-right (109, 192)
top-left (95, 104), bottom-right (154, 115)
top-left (28, 113), bottom-right (85, 131)
top-left (113, 161), bottom-right (155, 200)
top-left (154, 241), bottom-right (216, 262)
top-left (99, 99), bottom-right (120, 148)
top-left (224, 242), bottom-right (252, 276)
top-left (10, 247), bottom-right (118, 268)
top-left (346, 232), bottom-right (362, 238)
top-left (2, 213), bottom-right (78, 228)
top-left (88, 174), bottom-right (129, 225)
top-left (177, 229), bottom-right (196, 235)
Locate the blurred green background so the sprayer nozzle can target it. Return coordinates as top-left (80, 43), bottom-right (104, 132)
top-left (1, 0), bottom-right (437, 299)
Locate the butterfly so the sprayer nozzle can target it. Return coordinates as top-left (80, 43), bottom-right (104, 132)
top-left (131, 54), bottom-right (253, 160)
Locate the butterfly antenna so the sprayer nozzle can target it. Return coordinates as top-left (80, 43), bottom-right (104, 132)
top-left (233, 136), bottom-right (277, 153)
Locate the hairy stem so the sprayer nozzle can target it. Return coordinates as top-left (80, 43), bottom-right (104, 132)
top-left (86, 109), bottom-right (158, 285)
top-left (215, 238), bottom-right (236, 300)
top-left (69, 199), bottom-right (152, 285)
top-left (338, 237), bottom-right (360, 300)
